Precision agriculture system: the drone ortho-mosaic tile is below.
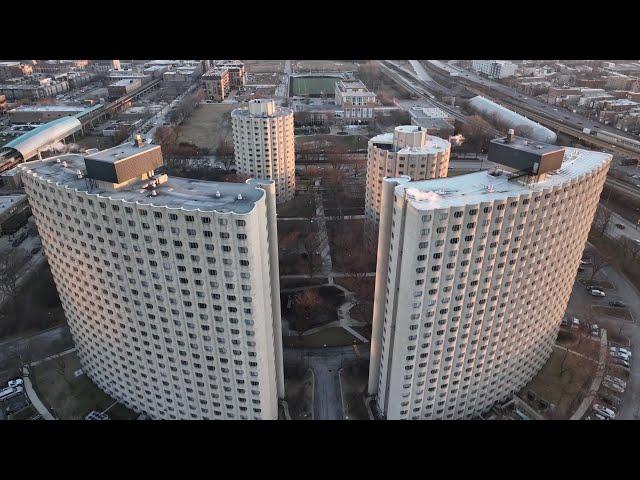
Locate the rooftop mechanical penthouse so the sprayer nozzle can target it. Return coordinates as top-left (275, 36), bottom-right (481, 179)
top-left (19, 137), bottom-right (284, 420)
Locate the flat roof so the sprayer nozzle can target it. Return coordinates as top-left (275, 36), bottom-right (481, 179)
top-left (9, 105), bottom-right (85, 113)
top-left (0, 194), bottom-right (27, 213)
top-left (490, 136), bottom-right (563, 157)
top-left (19, 154), bottom-right (268, 215)
top-left (393, 146), bottom-right (611, 211)
top-left (85, 143), bottom-right (159, 164)
top-left (369, 131), bottom-right (450, 155)
top-left (110, 79), bottom-right (140, 86)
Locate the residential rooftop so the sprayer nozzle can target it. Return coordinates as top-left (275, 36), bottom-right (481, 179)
top-left (0, 194), bottom-right (26, 214)
top-left (369, 127), bottom-right (450, 155)
top-left (19, 154), bottom-right (268, 215)
top-left (392, 146), bottom-right (611, 211)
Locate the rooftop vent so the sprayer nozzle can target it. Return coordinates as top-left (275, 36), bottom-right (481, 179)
top-left (215, 191), bottom-right (221, 198)
top-left (237, 194), bottom-right (243, 200)
top-left (486, 184), bottom-right (495, 193)
top-left (134, 134), bottom-right (144, 148)
top-left (76, 170), bottom-right (84, 179)
top-left (62, 161), bottom-right (68, 168)
top-left (56, 158), bottom-right (61, 163)
top-left (150, 189), bottom-right (158, 197)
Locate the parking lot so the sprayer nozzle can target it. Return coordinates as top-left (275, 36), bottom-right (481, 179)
top-left (566, 243), bottom-right (638, 419)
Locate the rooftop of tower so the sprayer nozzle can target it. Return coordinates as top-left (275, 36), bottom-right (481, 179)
top-left (369, 125), bottom-right (450, 155)
top-left (392, 146), bottom-right (611, 210)
top-left (231, 99), bottom-right (292, 118)
top-left (19, 153), bottom-right (268, 215)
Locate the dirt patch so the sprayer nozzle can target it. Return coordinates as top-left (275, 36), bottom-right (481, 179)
top-left (281, 286), bottom-right (345, 332)
top-left (244, 60), bottom-right (285, 74)
top-left (592, 305), bottom-right (633, 321)
top-left (178, 103), bottom-right (235, 150)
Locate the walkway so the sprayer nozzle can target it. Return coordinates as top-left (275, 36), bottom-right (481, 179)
top-left (22, 367), bottom-right (54, 420)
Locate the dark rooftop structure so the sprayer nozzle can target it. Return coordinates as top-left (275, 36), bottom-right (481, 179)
top-left (488, 131), bottom-right (565, 176)
top-left (84, 138), bottom-right (163, 184)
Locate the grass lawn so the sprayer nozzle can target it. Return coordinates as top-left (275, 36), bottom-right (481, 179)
top-left (294, 60), bottom-right (359, 72)
top-left (31, 351), bottom-right (137, 420)
top-left (280, 277), bottom-right (328, 290)
top-left (277, 194), bottom-right (316, 218)
top-left (556, 329), bottom-right (601, 360)
top-left (296, 134), bottom-right (369, 153)
top-left (340, 360), bottom-right (369, 420)
top-left (178, 103), bottom-right (235, 150)
top-left (523, 347), bottom-right (596, 419)
top-left (283, 327), bottom-right (361, 348)
top-left (281, 286), bottom-right (345, 332)
top-left (323, 195), bottom-right (364, 217)
top-left (284, 369), bottom-right (313, 420)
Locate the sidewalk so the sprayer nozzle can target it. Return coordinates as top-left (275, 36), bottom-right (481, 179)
top-left (22, 367), bottom-right (55, 420)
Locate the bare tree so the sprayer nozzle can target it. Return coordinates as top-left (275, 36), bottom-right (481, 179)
top-left (593, 206), bottom-right (613, 237)
top-left (0, 248), bottom-right (28, 303)
top-left (589, 255), bottom-right (611, 283)
top-left (300, 225), bottom-right (323, 278)
top-left (215, 136), bottom-right (235, 171)
top-left (293, 289), bottom-right (323, 321)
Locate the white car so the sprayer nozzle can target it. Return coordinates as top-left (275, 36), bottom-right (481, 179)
top-left (7, 378), bottom-right (23, 388)
top-left (610, 347), bottom-right (632, 357)
top-left (593, 404), bottom-right (615, 419)
top-left (603, 381), bottom-right (624, 394)
top-left (610, 352), bottom-right (631, 362)
top-left (571, 318), bottom-right (581, 329)
top-left (590, 289), bottom-right (606, 297)
top-left (604, 375), bottom-right (626, 388)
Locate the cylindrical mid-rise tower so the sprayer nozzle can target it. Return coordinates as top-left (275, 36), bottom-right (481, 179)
top-left (365, 125), bottom-right (450, 248)
top-left (231, 99), bottom-right (295, 203)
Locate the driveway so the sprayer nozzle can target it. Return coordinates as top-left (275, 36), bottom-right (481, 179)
top-left (284, 345), bottom-right (360, 420)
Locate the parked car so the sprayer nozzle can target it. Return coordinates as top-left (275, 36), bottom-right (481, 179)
top-left (604, 375), bottom-right (627, 388)
top-left (609, 352), bottom-right (631, 362)
top-left (590, 289), bottom-right (606, 297)
top-left (613, 358), bottom-right (630, 368)
top-left (589, 324), bottom-right (600, 336)
top-left (609, 300), bottom-right (627, 308)
top-left (30, 246), bottom-right (41, 255)
top-left (585, 285), bottom-right (599, 291)
top-left (571, 317), bottom-right (581, 329)
top-left (7, 378), bottom-right (23, 388)
top-left (593, 404), bottom-right (615, 419)
top-left (592, 412), bottom-right (609, 420)
top-left (615, 223), bottom-right (626, 230)
top-left (603, 381), bottom-right (625, 394)
top-left (610, 347), bottom-right (632, 357)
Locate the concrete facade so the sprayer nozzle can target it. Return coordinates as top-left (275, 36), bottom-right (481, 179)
top-left (19, 144), bottom-right (285, 420)
top-left (367, 144), bottom-right (611, 420)
top-left (232, 99), bottom-right (296, 203)
top-left (365, 126), bottom-right (450, 247)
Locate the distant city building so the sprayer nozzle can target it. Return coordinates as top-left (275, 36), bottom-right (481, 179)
top-left (0, 194), bottom-right (30, 236)
top-left (213, 61), bottom-right (246, 88)
top-left (8, 105), bottom-right (85, 124)
top-left (19, 139), bottom-right (285, 420)
top-left (365, 125), bottom-right (450, 247)
top-left (107, 78), bottom-right (142, 99)
top-left (334, 79), bottom-right (377, 124)
top-left (112, 60), bottom-right (121, 71)
top-left (409, 104), bottom-right (456, 137)
top-left (232, 99), bottom-right (296, 203)
top-left (367, 135), bottom-right (611, 420)
top-left (202, 67), bottom-right (230, 101)
top-left (0, 61), bottom-right (33, 80)
top-left (471, 60), bottom-right (517, 79)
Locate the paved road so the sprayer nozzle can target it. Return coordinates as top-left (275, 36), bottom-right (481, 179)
top-left (408, 60), bottom-right (434, 83)
top-left (597, 263), bottom-right (640, 419)
top-left (600, 204), bottom-right (640, 242)
top-left (283, 345), bottom-right (360, 420)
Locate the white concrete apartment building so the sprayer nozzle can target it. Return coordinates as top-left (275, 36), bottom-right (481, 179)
top-left (19, 139), bottom-right (285, 420)
top-left (471, 60), bottom-right (517, 79)
top-left (365, 125), bottom-right (450, 247)
top-left (368, 135), bottom-right (611, 420)
top-left (231, 99), bottom-right (296, 203)
top-left (334, 79), bottom-right (377, 124)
